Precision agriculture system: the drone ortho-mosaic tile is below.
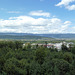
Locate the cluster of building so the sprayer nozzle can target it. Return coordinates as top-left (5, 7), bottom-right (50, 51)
top-left (23, 42), bottom-right (74, 50)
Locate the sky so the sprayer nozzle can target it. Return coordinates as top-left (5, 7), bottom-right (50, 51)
top-left (0, 0), bottom-right (75, 34)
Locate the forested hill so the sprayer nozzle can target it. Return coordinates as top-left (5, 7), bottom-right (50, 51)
top-left (0, 33), bottom-right (75, 39)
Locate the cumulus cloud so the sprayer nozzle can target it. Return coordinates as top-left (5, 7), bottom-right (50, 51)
top-left (56, 0), bottom-right (75, 10)
top-left (0, 15), bottom-right (72, 34)
top-left (29, 10), bottom-right (50, 17)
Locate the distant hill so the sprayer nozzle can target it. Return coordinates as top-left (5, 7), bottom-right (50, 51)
top-left (0, 33), bottom-right (51, 40)
top-left (0, 33), bottom-right (75, 40)
top-left (35, 34), bottom-right (75, 39)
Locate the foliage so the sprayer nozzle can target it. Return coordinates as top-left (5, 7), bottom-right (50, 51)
top-left (0, 41), bottom-right (75, 75)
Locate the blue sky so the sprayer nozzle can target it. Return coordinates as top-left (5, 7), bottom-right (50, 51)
top-left (0, 0), bottom-right (75, 33)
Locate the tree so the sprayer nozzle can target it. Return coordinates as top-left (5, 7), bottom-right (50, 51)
top-left (71, 47), bottom-right (75, 54)
top-left (63, 52), bottom-right (73, 63)
top-left (52, 59), bottom-right (70, 75)
top-left (30, 61), bottom-right (41, 75)
top-left (35, 47), bottom-right (46, 64)
top-left (0, 56), bottom-right (5, 73)
top-left (15, 41), bottom-right (23, 49)
top-left (45, 41), bottom-right (47, 48)
top-left (61, 44), bottom-right (68, 52)
top-left (3, 57), bottom-right (26, 75)
top-left (54, 65), bottom-right (59, 75)
top-left (25, 43), bottom-right (31, 50)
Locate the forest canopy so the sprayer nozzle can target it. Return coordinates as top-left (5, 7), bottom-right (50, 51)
top-left (0, 41), bottom-right (75, 75)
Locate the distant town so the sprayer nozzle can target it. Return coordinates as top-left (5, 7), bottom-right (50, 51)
top-left (23, 41), bottom-right (74, 51)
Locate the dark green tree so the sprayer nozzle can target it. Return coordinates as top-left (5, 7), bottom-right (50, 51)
top-left (35, 47), bottom-right (46, 64)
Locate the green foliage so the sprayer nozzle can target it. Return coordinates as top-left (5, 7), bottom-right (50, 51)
top-left (25, 43), bottom-right (31, 50)
top-left (54, 65), bottom-right (60, 75)
top-left (52, 59), bottom-right (70, 75)
top-left (63, 52), bottom-right (73, 63)
top-left (35, 47), bottom-right (46, 64)
top-left (71, 46), bottom-right (75, 54)
top-left (0, 41), bottom-right (75, 75)
top-left (61, 44), bottom-right (68, 51)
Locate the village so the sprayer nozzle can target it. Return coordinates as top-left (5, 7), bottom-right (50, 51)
top-left (23, 41), bottom-right (74, 51)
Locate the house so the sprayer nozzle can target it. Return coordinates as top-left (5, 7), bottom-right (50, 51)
top-left (53, 43), bottom-right (62, 50)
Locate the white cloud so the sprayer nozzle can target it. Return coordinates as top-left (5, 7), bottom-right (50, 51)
top-left (56, 0), bottom-right (75, 6)
top-left (0, 15), bottom-right (72, 34)
top-left (65, 21), bottom-right (71, 24)
top-left (7, 11), bottom-right (22, 13)
top-left (56, 0), bottom-right (75, 10)
top-left (66, 5), bottom-right (75, 10)
top-left (29, 10), bottom-right (50, 17)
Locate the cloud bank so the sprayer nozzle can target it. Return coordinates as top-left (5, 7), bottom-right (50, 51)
top-left (0, 15), bottom-right (72, 34)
